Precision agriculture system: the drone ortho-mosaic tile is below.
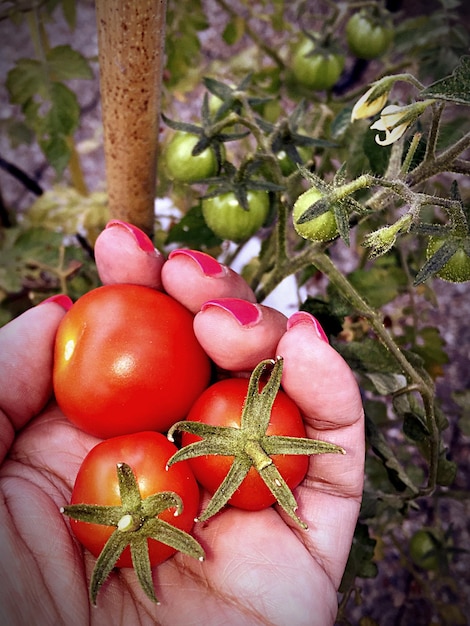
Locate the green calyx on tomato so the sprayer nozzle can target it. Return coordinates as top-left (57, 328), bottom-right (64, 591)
top-left (167, 357), bottom-right (345, 529)
top-left (293, 186), bottom-right (339, 242)
top-left (346, 11), bottom-right (393, 60)
top-left (62, 432), bottom-right (204, 604)
top-left (426, 236), bottom-right (470, 282)
top-left (202, 188), bottom-right (270, 242)
top-left (414, 235), bottom-right (470, 284)
top-left (291, 37), bottom-right (344, 91)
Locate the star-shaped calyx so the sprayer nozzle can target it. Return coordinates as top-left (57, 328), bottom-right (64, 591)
top-left (61, 463), bottom-right (204, 604)
top-left (167, 357), bottom-right (345, 529)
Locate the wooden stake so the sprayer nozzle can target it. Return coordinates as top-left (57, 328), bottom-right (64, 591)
top-left (95, 0), bottom-right (167, 237)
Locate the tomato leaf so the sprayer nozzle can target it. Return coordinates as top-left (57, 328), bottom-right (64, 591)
top-left (421, 55), bottom-right (470, 105)
top-left (47, 45), bottom-right (93, 81)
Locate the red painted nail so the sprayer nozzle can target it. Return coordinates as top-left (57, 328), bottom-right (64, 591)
top-left (105, 220), bottom-right (155, 253)
top-left (39, 294), bottom-right (73, 311)
top-left (287, 311), bottom-right (329, 343)
top-left (201, 298), bottom-right (261, 326)
top-left (168, 249), bottom-right (225, 277)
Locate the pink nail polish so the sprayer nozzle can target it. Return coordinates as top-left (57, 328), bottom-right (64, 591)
top-left (168, 249), bottom-right (225, 277)
top-left (201, 298), bottom-right (261, 326)
top-left (39, 294), bottom-right (73, 311)
top-left (105, 220), bottom-right (155, 253)
top-left (287, 311), bottom-right (329, 343)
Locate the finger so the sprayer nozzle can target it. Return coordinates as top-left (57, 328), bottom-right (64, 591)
top-left (161, 249), bottom-right (256, 314)
top-left (94, 220), bottom-right (165, 289)
top-left (193, 298), bottom-right (287, 371)
top-left (277, 312), bottom-right (363, 428)
top-left (0, 296), bottom-right (72, 462)
top-left (275, 312), bottom-right (364, 587)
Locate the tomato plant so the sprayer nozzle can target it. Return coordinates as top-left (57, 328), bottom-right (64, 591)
top-left (276, 146), bottom-right (311, 176)
top-left (291, 38), bottom-right (344, 91)
top-left (409, 529), bottom-right (441, 571)
top-left (346, 12), bottom-right (393, 60)
top-left (426, 236), bottom-right (470, 282)
top-left (53, 284), bottom-right (211, 438)
top-left (293, 187), bottom-right (338, 242)
top-left (62, 431), bottom-right (203, 603)
top-left (201, 190), bottom-right (270, 241)
top-left (162, 130), bottom-right (219, 182)
top-left (168, 358), bottom-right (344, 528)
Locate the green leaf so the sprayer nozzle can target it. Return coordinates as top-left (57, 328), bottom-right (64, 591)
top-left (348, 260), bottom-right (407, 308)
top-left (335, 338), bottom-right (401, 377)
top-left (366, 414), bottom-right (420, 494)
top-left (166, 204), bottom-right (222, 249)
top-left (421, 55), bottom-right (470, 105)
top-left (339, 522), bottom-right (378, 592)
top-left (436, 454), bottom-right (457, 486)
top-left (403, 412), bottom-right (430, 442)
top-left (44, 82), bottom-right (80, 137)
top-left (40, 135), bottom-right (71, 177)
top-left (365, 372), bottom-right (407, 396)
top-left (222, 16), bottom-right (245, 45)
top-left (47, 45), bottom-right (93, 81)
top-left (60, 0), bottom-right (77, 30)
top-left (6, 59), bottom-right (44, 104)
top-left (410, 326), bottom-right (449, 376)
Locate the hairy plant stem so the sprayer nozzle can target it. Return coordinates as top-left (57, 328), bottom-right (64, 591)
top-left (256, 244), bottom-right (440, 494)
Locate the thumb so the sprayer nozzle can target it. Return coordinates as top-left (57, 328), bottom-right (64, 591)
top-left (0, 296), bottom-right (71, 462)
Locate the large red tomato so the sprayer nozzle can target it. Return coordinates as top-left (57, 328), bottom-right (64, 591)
top-left (53, 284), bottom-right (211, 438)
top-left (69, 432), bottom-right (200, 567)
top-left (182, 378), bottom-right (309, 510)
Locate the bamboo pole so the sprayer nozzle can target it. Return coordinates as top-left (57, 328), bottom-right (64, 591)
top-left (95, 0), bottom-right (167, 237)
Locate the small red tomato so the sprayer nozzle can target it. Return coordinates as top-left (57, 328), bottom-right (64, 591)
top-left (69, 432), bottom-right (200, 567)
top-left (182, 378), bottom-right (309, 510)
top-left (53, 284), bottom-right (211, 438)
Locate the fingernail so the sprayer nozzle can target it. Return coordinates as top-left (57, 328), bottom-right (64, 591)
top-left (201, 298), bottom-right (261, 326)
top-left (168, 249), bottom-right (225, 277)
top-left (39, 294), bottom-right (73, 311)
top-left (287, 311), bottom-right (329, 343)
top-left (105, 220), bottom-right (156, 253)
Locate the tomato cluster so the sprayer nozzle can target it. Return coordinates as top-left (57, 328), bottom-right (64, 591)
top-left (56, 281), bottom-right (343, 604)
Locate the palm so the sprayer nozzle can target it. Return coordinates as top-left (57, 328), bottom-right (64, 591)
top-left (3, 403), bottom-right (341, 626)
top-left (1, 235), bottom-right (364, 626)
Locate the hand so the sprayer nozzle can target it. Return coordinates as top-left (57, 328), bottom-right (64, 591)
top-left (0, 220), bottom-right (364, 626)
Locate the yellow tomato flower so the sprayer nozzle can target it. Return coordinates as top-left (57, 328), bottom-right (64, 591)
top-left (351, 86), bottom-right (389, 121)
top-left (370, 105), bottom-right (411, 145)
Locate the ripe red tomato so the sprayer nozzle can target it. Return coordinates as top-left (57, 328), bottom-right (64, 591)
top-left (69, 432), bottom-right (200, 567)
top-left (53, 284), bottom-right (211, 438)
top-left (181, 378), bottom-right (309, 510)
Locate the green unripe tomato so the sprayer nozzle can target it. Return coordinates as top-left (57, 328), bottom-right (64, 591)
top-left (163, 131), bottom-right (219, 183)
top-left (291, 38), bottom-right (344, 91)
top-left (346, 12), bottom-right (393, 60)
top-left (409, 529), bottom-right (440, 571)
top-left (202, 190), bottom-right (270, 242)
top-left (426, 237), bottom-right (470, 283)
top-left (276, 146), bottom-right (311, 176)
top-left (293, 187), bottom-right (338, 242)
